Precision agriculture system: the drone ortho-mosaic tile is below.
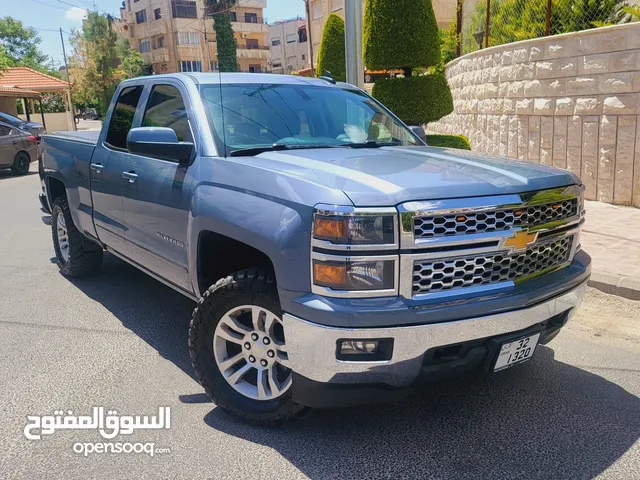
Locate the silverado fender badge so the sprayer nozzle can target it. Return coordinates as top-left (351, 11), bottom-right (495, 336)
top-left (503, 230), bottom-right (538, 252)
top-left (156, 232), bottom-right (186, 248)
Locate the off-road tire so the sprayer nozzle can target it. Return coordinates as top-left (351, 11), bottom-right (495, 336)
top-left (11, 151), bottom-right (31, 175)
top-left (51, 196), bottom-right (103, 277)
top-left (189, 269), bottom-right (310, 425)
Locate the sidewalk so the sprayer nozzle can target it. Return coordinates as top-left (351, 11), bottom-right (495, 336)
top-left (582, 201), bottom-right (640, 300)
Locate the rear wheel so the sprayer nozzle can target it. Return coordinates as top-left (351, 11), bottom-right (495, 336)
top-left (51, 196), bottom-right (103, 277)
top-left (189, 269), bottom-right (309, 425)
top-left (11, 151), bottom-right (30, 175)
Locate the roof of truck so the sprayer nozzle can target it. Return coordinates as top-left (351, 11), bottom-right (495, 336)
top-left (137, 72), bottom-right (351, 88)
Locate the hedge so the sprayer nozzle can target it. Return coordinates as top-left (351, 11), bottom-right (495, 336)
top-left (426, 134), bottom-right (471, 150)
top-left (372, 74), bottom-right (453, 125)
top-left (363, 0), bottom-right (441, 70)
top-left (317, 13), bottom-right (346, 82)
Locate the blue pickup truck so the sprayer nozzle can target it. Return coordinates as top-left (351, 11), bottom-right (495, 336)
top-left (39, 73), bottom-right (590, 424)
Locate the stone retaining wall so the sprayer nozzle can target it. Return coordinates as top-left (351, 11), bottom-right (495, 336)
top-left (428, 23), bottom-right (640, 206)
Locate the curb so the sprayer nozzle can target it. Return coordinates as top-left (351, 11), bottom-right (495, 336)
top-left (588, 271), bottom-right (640, 301)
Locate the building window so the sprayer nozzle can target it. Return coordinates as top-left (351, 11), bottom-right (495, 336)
top-left (271, 38), bottom-right (281, 46)
top-left (302, 54), bottom-right (306, 61)
top-left (286, 33), bottom-right (297, 43)
top-left (175, 31), bottom-right (200, 45)
top-left (154, 8), bottom-right (161, 20)
top-left (155, 36), bottom-right (165, 49)
top-left (246, 38), bottom-right (259, 49)
top-left (139, 38), bottom-right (151, 53)
top-left (171, 0), bottom-right (197, 19)
top-left (135, 9), bottom-right (147, 24)
top-left (272, 61), bottom-right (282, 68)
top-left (210, 61), bottom-right (218, 71)
top-left (244, 12), bottom-right (258, 23)
top-left (298, 28), bottom-right (307, 43)
top-left (248, 64), bottom-right (261, 73)
top-left (230, 11), bottom-right (236, 22)
top-left (180, 60), bottom-right (202, 72)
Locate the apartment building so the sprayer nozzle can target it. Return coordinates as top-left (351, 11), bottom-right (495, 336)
top-left (119, 0), bottom-right (269, 74)
top-left (268, 17), bottom-right (309, 74)
top-left (307, 0), bottom-right (457, 69)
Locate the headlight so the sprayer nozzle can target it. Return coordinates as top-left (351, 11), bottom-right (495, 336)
top-left (313, 206), bottom-right (397, 246)
top-left (313, 257), bottom-right (396, 291)
top-left (311, 205), bottom-right (399, 298)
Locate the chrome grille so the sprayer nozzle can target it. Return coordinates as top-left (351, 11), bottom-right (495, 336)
top-left (412, 236), bottom-right (573, 295)
top-left (413, 199), bottom-right (578, 239)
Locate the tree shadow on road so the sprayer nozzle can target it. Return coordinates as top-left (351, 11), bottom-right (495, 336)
top-left (203, 347), bottom-right (640, 480)
top-left (65, 253), bottom-right (640, 479)
top-left (68, 253), bottom-right (196, 380)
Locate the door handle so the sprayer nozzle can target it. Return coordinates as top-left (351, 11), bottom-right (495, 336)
top-left (122, 171), bottom-right (138, 183)
top-left (90, 163), bottom-right (104, 173)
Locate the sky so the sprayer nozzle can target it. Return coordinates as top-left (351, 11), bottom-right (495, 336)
top-left (2, 0), bottom-right (306, 66)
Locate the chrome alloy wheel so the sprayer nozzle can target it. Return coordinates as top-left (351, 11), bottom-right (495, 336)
top-left (213, 305), bottom-right (292, 401)
top-left (56, 213), bottom-right (70, 262)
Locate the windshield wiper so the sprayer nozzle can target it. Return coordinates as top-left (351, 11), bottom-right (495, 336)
top-left (342, 140), bottom-right (403, 149)
top-left (230, 144), bottom-right (338, 157)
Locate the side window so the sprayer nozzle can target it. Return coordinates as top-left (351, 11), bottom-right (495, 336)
top-left (142, 84), bottom-right (193, 143)
top-left (105, 86), bottom-right (144, 149)
top-left (0, 125), bottom-right (10, 136)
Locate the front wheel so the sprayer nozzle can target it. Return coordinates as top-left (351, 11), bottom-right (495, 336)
top-left (189, 269), bottom-right (309, 425)
top-left (51, 196), bottom-right (103, 277)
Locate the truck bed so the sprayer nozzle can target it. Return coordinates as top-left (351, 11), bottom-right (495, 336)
top-left (47, 130), bottom-right (99, 145)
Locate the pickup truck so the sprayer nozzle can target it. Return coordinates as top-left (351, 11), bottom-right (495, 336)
top-left (39, 73), bottom-right (591, 425)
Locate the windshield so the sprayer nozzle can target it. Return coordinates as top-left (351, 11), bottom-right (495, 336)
top-left (200, 83), bottom-right (421, 156)
top-left (0, 112), bottom-right (23, 127)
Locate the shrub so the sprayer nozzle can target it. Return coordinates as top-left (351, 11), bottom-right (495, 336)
top-left (426, 134), bottom-right (471, 150)
top-left (317, 13), bottom-right (346, 82)
top-left (372, 74), bottom-right (453, 125)
top-left (363, 0), bottom-right (441, 71)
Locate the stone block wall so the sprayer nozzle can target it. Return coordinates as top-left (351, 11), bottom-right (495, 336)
top-left (428, 23), bottom-right (640, 206)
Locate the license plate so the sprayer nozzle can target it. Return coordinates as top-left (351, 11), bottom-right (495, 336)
top-left (493, 333), bottom-right (541, 372)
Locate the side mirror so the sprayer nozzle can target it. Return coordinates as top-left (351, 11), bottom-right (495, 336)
top-left (409, 125), bottom-right (427, 144)
top-left (126, 127), bottom-right (194, 165)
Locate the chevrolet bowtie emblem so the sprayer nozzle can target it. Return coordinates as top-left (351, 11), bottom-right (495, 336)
top-left (504, 230), bottom-right (538, 251)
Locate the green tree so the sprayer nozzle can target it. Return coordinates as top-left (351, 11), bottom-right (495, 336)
top-left (365, 0), bottom-right (453, 125)
top-left (206, 1), bottom-right (239, 72)
top-left (0, 16), bottom-right (49, 70)
top-left (70, 11), bottom-right (118, 115)
top-left (0, 44), bottom-right (11, 70)
top-left (316, 13), bottom-right (346, 82)
top-left (117, 39), bottom-right (144, 79)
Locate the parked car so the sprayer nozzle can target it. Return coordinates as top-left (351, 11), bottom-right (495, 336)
top-left (0, 121), bottom-right (38, 175)
top-left (38, 73), bottom-right (590, 425)
top-left (82, 108), bottom-right (99, 120)
top-left (0, 111), bottom-right (45, 141)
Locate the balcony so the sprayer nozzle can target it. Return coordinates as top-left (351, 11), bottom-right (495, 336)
top-left (236, 44), bottom-right (270, 60)
top-left (203, 0), bottom-right (266, 13)
top-left (231, 20), bottom-right (268, 34)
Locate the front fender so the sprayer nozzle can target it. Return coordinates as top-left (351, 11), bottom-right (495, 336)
top-left (188, 184), bottom-right (315, 296)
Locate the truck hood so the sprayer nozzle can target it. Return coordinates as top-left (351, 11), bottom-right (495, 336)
top-left (251, 146), bottom-right (580, 206)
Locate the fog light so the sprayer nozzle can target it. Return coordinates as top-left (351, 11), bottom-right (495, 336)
top-left (336, 339), bottom-right (394, 361)
top-left (340, 340), bottom-right (378, 355)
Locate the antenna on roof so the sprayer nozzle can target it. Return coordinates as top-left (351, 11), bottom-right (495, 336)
top-left (319, 71), bottom-right (336, 84)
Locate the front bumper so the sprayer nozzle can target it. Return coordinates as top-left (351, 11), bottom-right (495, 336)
top-left (284, 280), bottom-right (587, 405)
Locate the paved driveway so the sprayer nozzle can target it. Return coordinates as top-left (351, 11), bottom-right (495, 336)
top-left (0, 167), bottom-right (638, 479)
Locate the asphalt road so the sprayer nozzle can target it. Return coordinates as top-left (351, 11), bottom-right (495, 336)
top-left (1, 166), bottom-right (639, 479)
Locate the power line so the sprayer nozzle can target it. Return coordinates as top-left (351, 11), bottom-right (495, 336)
top-left (26, 0), bottom-right (68, 11)
top-left (56, 0), bottom-right (88, 9)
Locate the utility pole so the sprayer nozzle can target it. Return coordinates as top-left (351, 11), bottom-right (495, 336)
top-left (203, 16), bottom-right (213, 71)
top-left (303, 0), bottom-right (314, 76)
top-left (60, 28), bottom-right (76, 131)
top-left (344, 0), bottom-right (364, 88)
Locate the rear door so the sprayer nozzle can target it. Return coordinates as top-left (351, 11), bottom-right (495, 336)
top-left (0, 124), bottom-right (15, 168)
top-left (121, 81), bottom-right (194, 292)
top-left (91, 85), bottom-right (144, 255)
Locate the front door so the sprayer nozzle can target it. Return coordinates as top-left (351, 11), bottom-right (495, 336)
top-left (91, 85), bottom-right (144, 255)
top-left (121, 82), bottom-right (194, 292)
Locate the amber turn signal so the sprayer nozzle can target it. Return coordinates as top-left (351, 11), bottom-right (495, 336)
top-left (313, 261), bottom-right (347, 287)
top-left (314, 217), bottom-right (348, 242)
